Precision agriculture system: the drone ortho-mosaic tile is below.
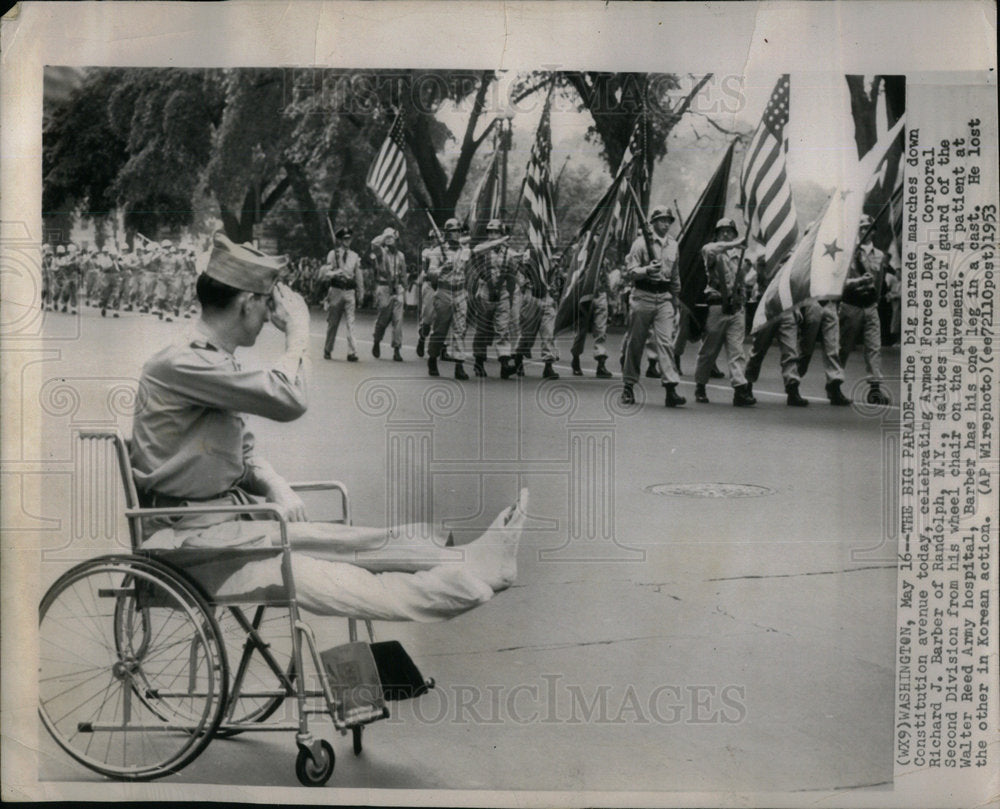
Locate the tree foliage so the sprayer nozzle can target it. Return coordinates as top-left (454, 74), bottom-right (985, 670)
top-left (43, 67), bottom-right (713, 259)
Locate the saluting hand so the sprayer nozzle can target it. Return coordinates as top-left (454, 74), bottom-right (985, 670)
top-left (270, 282), bottom-right (309, 338)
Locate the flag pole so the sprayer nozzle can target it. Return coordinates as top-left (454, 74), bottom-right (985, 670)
top-left (856, 181), bottom-right (904, 252)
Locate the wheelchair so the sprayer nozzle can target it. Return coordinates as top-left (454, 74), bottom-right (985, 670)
top-left (38, 430), bottom-right (432, 786)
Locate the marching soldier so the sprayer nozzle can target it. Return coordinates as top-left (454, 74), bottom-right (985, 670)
top-left (514, 249), bottom-right (560, 379)
top-left (692, 218), bottom-right (755, 407)
top-left (570, 253), bottom-right (613, 378)
top-left (41, 245), bottom-right (55, 310)
top-left (57, 242), bottom-right (81, 314)
top-left (744, 253), bottom-right (808, 406)
top-left (621, 206), bottom-right (685, 407)
top-left (471, 219), bottom-right (518, 379)
top-left (838, 215), bottom-right (890, 405)
top-left (426, 218), bottom-right (470, 380)
top-left (369, 227), bottom-right (406, 362)
top-left (797, 299), bottom-right (851, 406)
top-left (123, 243), bottom-right (146, 312)
top-left (417, 229), bottom-right (443, 357)
top-left (97, 245), bottom-right (122, 318)
top-left (322, 226), bottom-right (364, 362)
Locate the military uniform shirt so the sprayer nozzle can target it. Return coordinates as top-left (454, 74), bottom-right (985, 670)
top-left (130, 320), bottom-right (309, 500)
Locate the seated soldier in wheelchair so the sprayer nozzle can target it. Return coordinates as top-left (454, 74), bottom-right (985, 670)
top-left (130, 231), bottom-right (528, 622)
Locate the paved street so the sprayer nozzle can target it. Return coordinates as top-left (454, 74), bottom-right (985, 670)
top-left (32, 304), bottom-right (900, 793)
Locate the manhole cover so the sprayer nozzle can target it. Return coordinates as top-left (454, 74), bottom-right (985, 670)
top-left (644, 483), bottom-right (775, 498)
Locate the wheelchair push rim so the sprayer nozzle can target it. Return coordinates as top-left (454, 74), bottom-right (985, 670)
top-left (38, 555), bottom-right (229, 780)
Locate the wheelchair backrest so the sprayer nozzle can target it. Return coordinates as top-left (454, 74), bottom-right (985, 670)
top-left (77, 429), bottom-right (145, 551)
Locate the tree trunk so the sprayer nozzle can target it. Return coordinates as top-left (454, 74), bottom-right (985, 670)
top-left (284, 161), bottom-right (326, 258)
top-left (846, 75), bottom-right (883, 158)
top-left (403, 70), bottom-right (495, 224)
top-left (847, 75), bottom-right (906, 250)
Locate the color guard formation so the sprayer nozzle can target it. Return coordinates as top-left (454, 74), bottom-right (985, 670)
top-left (43, 205), bottom-right (894, 411)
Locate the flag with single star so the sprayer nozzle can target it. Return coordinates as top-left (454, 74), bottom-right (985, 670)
top-left (752, 115), bottom-right (906, 332)
top-left (739, 74), bottom-right (799, 276)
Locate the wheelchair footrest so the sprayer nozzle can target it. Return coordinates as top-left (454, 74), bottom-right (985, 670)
top-left (319, 642), bottom-right (387, 725)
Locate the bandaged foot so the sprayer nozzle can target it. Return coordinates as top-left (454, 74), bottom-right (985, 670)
top-left (460, 489), bottom-right (529, 592)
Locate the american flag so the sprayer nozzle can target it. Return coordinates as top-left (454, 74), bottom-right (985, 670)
top-left (523, 90), bottom-right (558, 287)
top-left (740, 75), bottom-right (798, 275)
top-left (366, 112), bottom-right (409, 221)
top-left (752, 116), bottom-right (906, 332)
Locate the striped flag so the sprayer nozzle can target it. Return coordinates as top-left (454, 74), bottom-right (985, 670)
top-left (523, 89), bottom-right (558, 289)
top-left (608, 117), bottom-right (649, 248)
top-left (752, 115), bottom-right (906, 332)
top-left (740, 75), bottom-right (799, 275)
top-left (553, 173), bottom-right (624, 334)
top-left (366, 112), bottom-right (409, 221)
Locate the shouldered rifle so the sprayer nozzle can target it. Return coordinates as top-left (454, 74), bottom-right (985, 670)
top-left (625, 181), bottom-right (660, 279)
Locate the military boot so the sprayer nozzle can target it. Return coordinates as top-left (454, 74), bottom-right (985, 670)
top-left (454, 361), bottom-right (469, 381)
top-left (620, 384), bottom-right (636, 405)
top-left (393, 347), bottom-right (403, 362)
top-left (428, 357), bottom-right (440, 377)
top-left (826, 380), bottom-right (851, 406)
top-left (664, 383), bottom-right (686, 408)
top-left (513, 354), bottom-right (525, 376)
top-left (474, 357), bottom-right (488, 377)
top-left (595, 357), bottom-right (612, 378)
top-left (695, 383), bottom-right (709, 403)
top-left (500, 356), bottom-right (515, 379)
top-left (571, 355), bottom-right (583, 376)
top-left (543, 361), bottom-right (559, 379)
top-left (866, 383), bottom-right (890, 405)
top-left (415, 325), bottom-right (428, 357)
top-left (785, 381), bottom-right (809, 407)
top-left (733, 383), bottom-right (757, 407)
top-left (645, 358), bottom-right (660, 378)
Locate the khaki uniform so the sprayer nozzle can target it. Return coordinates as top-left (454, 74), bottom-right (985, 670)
top-left (428, 243), bottom-right (470, 362)
top-left (370, 243), bottom-right (406, 349)
top-left (323, 247), bottom-right (364, 357)
top-left (622, 233), bottom-right (681, 387)
top-left (694, 240), bottom-right (748, 388)
top-left (131, 321), bottom-right (499, 622)
top-left (473, 245), bottom-right (517, 361)
top-left (839, 242), bottom-right (886, 381)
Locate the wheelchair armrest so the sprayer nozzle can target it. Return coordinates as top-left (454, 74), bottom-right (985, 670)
top-left (124, 503), bottom-right (291, 549)
top-left (288, 480), bottom-right (350, 524)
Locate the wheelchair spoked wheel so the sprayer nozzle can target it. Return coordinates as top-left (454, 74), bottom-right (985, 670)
top-left (39, 555), bottom-right (229, 780)
top-left (213, 605), bottom-right (296, 737)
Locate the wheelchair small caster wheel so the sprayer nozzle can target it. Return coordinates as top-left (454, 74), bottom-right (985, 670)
top-left (296, 740), bottom-right (335, 786)
top-left (352, 726), bottom-right (363, 756)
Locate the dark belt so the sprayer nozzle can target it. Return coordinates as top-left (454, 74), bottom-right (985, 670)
top-left (633, 281), bottom-right (673, 294)
top-left (330, 280), bottom-right (355, 290)
top-left (439, 280), bottom-right (464, 292)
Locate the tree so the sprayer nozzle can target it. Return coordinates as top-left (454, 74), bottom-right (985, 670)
top-left (108, 69), bottom-right (225, 238)
top-left (846, 75), bottom-right (906, 245)
top-left (845, 75), bottom-right (905, 158)
top-left (43, 69), bottom-right (130, 241)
